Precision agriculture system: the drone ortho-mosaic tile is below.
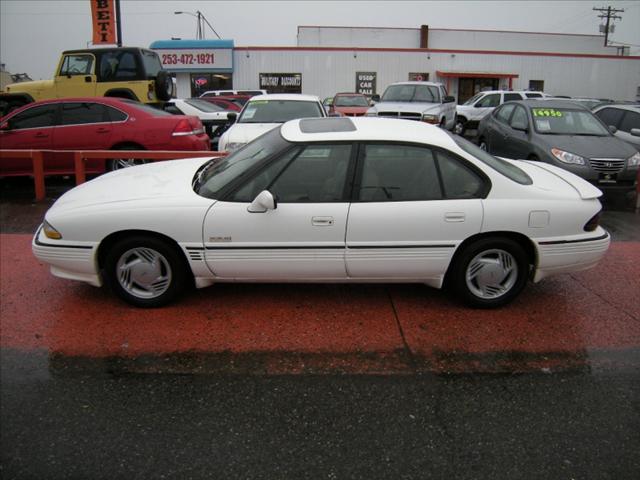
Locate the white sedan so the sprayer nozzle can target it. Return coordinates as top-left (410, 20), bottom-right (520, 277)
top-left (218, 94), bottom-right (326, 152)
top-left (33, 117), bottom-right (610, 308)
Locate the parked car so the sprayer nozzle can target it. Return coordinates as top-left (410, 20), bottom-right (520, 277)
top-left (0, 47), bottom-right (173, 115)
top-left (218, 94), bottom-right (326, 152)
top-left (32, 117), bottom-right (610, 309)
top-left (328, 93), bottom-right (370, 117)
top-left (455, 90), bottom-right (546, 135)
top-left (477, 100), bottom-right (640, 189)
top-left (200, 89), bottom-right (266, 97)
top-left (215, 94), bottom-right (253, 107)
top-left (199, 97), bottom-right (242, 112)
top-left (322, 96), bottom-right (334, 113)
top-left (163, 98), bottom-right (235, 147)
top-left (0, 97), bottom-right (210, 176)
top-left (592, 104), bottom-right (640, 151)
top-left (365, 81), bottom-right (456, 130)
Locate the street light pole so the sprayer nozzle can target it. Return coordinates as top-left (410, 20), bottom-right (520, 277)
top-left (174, 10), bottom-right (221, 40)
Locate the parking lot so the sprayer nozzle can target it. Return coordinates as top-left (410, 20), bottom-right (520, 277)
top-left (1, 176), bottom-right (639, 478)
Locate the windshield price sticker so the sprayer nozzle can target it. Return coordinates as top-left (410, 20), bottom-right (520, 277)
top-left (532, 108), bottom-right (563, 118)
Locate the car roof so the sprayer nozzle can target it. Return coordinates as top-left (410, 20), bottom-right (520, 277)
top-left (593, 103), bottom-right (640, 113)
top-left (248, 93), bottom-right (321, 102)
top-left (9, 97), bottom-right (134, 107)
top-left (280, 117), bottom-right (457, 149)
top-left (509, 99), bottom-right (591, 110)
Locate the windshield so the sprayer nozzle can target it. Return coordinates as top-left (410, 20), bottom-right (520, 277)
top-left (531, 107), bottom-right (610, 136)
top-left (184, 99), bottom-right (224, 112)
top-left (463, 93), bottom-right (484, 105)
top-left (196, 127), bottom-right (289, 198)
top-left (334, 95), bottom-right (369, 107)
top-left (450, 133), bottom-right (532, 185)
top-left (381, 84), bottom-right (440, 103)
top-left (238, 100), bottom-right (324, 123)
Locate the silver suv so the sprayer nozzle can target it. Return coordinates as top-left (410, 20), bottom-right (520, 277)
top-left (455, 90), bottom-right (546, 135)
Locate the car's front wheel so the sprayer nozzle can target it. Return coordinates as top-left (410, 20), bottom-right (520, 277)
top-left (104, 235), bottom-right (189, 307)
top-left (448, 237), bottom-right (529, 308)
top-left (107, 145), bottom-right (149, 171)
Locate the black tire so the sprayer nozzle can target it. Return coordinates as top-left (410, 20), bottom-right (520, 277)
top-left (527, 154), bottom-right (539, 161)
top-left (448, 237), bottom-right (529, 308)
top-left (104, 235), bottom-right (189, 308)
top-left (439, 117), bottom-right (447, 129)
top-left (155, 71), bottom-right (173, 101)
top-left (107, 145), bottom-right (148, 171)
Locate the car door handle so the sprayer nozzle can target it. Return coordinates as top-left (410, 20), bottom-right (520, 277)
top-left (445, 212), bottom-right (465, 222)
top-left (312, 216), bottom-right (334, 226)
top-left (34, 133), bottom-right (49, 138)
top-left (96, 128), bottom-right (110, 134)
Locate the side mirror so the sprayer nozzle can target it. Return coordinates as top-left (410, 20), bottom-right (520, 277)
top-left (227, 112), bottom-right (237, 123)
top-left (609, 125), bottom-right (618, 134)
top-left (443, 95), bottom-right (456, 103)
top-left (371, 94), bottom-right (380, 102)
top-left (0, 119), bottom-right (13, 131)
top-left (247, 190), bottom-right (277, 213)
top-left (630, 128), bottom-right (640, 138)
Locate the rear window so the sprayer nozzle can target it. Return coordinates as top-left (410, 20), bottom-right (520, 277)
top-left (450, 133), bottom-right (533, 185)
top-left (120, 99), bottom-right (172, 116)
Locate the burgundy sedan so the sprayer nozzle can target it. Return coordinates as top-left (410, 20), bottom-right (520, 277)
top-left (0, 97), bottom-right (210, 176)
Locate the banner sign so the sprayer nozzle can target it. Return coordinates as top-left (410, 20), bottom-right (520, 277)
top-left (156, 49), bottom-right (233, 71)
top-left (91, 0), bottom-right (117, 45)
top-left (355, 72), bottom-right (376, 95)
top-left (259, 73), bottom-right (302, 93)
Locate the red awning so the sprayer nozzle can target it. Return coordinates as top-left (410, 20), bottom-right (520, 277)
top-left (436, 71), bottom-right (519, 79)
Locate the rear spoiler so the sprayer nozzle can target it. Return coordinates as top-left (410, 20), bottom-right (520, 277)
top-left (521, 160), bottom-right (603, 199)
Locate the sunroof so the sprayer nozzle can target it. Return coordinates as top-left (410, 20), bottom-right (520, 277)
top-left (299, 117), bottom-right (357, 133)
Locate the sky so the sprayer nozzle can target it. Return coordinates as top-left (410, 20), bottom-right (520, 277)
top-left (1, 0), bottom-right (638, 80)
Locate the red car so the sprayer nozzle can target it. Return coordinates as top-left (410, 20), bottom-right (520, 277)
top-left (199, 97), bottom-right (242, 112)
top-left (0, 97), bottom-right (210, 176)
top-left (329, 93), bottom-right (371, 117)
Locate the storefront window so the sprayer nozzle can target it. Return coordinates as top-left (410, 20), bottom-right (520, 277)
top-left (190, 73), bottom-right (232, 97)
top-left (259, 73), bottom-right (302, 94)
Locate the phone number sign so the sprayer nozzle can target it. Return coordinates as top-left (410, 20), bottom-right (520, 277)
top-left (155, 48), bottom-right (232, 71)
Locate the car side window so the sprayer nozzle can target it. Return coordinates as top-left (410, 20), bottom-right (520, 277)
top-left (105, 106), bottom-right (128, 122)
top-left (59, 55), bottom-right (94, 76)
top-left (509, 106), bottom-right (529, 130)
top-left (594, 107), bottom-right (625, 128)
top-left (358, 144), bottom-right (442, 202)
top-left (270, 144), bottom-right (352, 202)
top-left (476, 94), bottom-right (500, 108)
top-left (59, 103), bottom-right (108, 126)
top-left (495, 104), bottom-right (516, 124)
top-left (8, 105), bottom-right (57, 129)
top-left (618, 111), bottom-right (640, 134)
top-left (436, 150), bottom-right (485, 199)
top-left (99, 51), bottom-right (140, 81)
top-left (504, 93), bottom-right (523, 102)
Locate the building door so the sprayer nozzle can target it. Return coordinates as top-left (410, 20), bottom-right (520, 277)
top-left (190, 73), bottom-right (232, 97)
top-left (458, 78), bottom-right (500, 104)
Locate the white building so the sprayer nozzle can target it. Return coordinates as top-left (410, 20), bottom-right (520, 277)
top-left (152, 25), bottom-right (640, 103)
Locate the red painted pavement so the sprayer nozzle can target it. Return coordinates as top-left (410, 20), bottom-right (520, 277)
top-left (1, 234), bottom-right (639, 373)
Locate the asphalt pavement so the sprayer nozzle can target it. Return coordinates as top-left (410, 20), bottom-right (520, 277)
top-left (1, 176), bottom-right (639, 479)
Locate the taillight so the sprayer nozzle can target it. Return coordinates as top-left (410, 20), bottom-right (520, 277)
top-left (172, 117), bottom-right (204, 137)
top-left (584, 210), bottom-right (601, 232)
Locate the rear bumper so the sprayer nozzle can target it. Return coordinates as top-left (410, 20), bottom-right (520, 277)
top-left (533, 230), bottom-right (611, 282)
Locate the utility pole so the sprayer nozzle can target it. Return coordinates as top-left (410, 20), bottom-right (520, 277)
top-left (593, 5), bottom-right (624, 47)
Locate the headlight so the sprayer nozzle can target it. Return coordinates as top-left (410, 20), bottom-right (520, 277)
top-left (551, 148), bottom-right (586, 166)
top-left (422, 114), bottom-right (439, 124)
top-left (43, 220), bottom-right (62, 239)
top-left (226, 142), bottom-right (246, 152)
top-left (628, 152), bottom-right (640, 168)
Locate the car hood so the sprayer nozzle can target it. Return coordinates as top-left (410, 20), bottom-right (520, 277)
top-left (222, 123), bottom-right (280, 145)
top-left (537, 134), bottom-right (637, 159)
top-left (49, 157), bottom-right (214, 213)
top-left (5, 79), bottom-right (55, 96)
top-left (334, 106), bottom-right (369, 115)
top-left (368, 101), bottom-right (441, 114)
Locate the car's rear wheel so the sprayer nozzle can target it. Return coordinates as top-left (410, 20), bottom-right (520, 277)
top-left (454, 118), bottom-right (466, 135)
top-left (448, 237), bottom-right (529, 308)
top-left (104, 235), bottom-right (189, 307)
top-left (478, 138), bottom-right (488, 151)
top-left (107, 145), bottom-right (149, 171)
